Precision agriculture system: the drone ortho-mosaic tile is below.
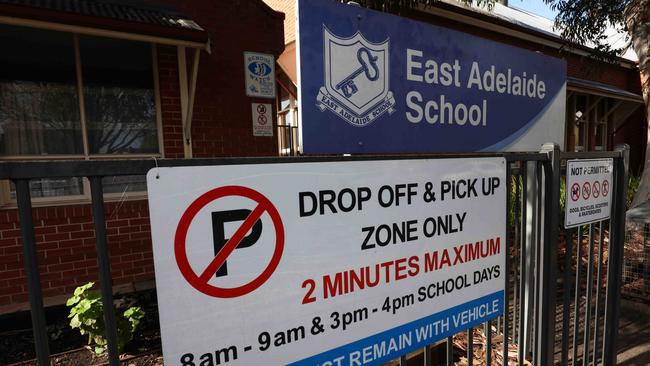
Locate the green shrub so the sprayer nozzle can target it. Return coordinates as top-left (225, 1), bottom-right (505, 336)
top-left (66, 282), bottom-right (145, 355)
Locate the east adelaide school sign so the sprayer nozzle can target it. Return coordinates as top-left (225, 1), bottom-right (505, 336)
top-left (147, 158), bottom-right (506, 365)
top-left (298, 0), bottom-right (567, 154)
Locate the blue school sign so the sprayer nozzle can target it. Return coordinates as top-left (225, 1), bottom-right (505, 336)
top-left (297, 0), bottom-right (567, 154)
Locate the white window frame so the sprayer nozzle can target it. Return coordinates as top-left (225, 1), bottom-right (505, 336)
top-left (0, 30), bottom-right (164, 207)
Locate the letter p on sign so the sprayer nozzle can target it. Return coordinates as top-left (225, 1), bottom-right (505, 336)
top-left (212, 209), bottom-right (263, 277)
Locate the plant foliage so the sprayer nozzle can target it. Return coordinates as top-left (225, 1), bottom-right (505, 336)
top-left (66, 282), bottom-right (145, 355)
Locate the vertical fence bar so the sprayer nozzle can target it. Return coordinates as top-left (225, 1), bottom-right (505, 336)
top-left (513, 172), bottom-right (521, 344)
top-left (89, 176), bottom-right (120, 366)
top-left (561, 228), bottom-right (574, 366)
top-left (531, 163), bottom-right (544, 358)
top-left (602, 145), bottom-right (630, 365)
top-left (523, 161), bottom-right (541, 360)
top-left (467, 328), bottom-right (473, 366)
top-left (582, 224), bottom-right (596, 365)
top-left (497, 314), bottom-right (501, 334)
top-left (446, 336), bottom-right (453, 366)
top-left (399, 354), bottom-right (406, 365)
top-left (536, 143), bottom-right (560, 366)
top-left (592, 220), bottom-right (605, 365)
top-left (518, 164), bottom-right (527, 366)
top-left (532, 161), bottom-right (544, 359)
top-left (424, 344), bottom-right (432, 366)
top-left (485, 320), bottom-right (492, 366)
top-left (572, 226), bottom-right (583, 365)
top-left (503, 161), bottom-right (512, 365)
top-left (15, 179), bottom-right (50, 366)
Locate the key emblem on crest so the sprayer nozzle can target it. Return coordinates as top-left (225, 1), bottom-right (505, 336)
top-left (316, 27), bottom-right (396, 127)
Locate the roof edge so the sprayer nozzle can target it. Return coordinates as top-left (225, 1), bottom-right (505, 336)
top-left (0, 2), bottom-right (209, 44)
top-left (252, 0), bottom-right (286, 20)
top-left (415, 2), bottom-right (638, 68)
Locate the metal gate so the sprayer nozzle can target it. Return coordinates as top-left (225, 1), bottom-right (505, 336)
top-left (0, 143), bottom-right (629, 366)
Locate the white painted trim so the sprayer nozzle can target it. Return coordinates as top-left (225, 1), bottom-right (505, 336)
top-left (177, 46), bottom-right (193, 158)
top-left (0, 181), bottom-right (11, 206)
top-left (184, 47), bottom-right (200, 141)
top-left (88, 153), bottom-right (162, 159)
top-left (0, 15), bottom-right (209, 51)
top-left (73, 34), bottom-right (91, 159)
top-left (567, 85), bottom-right (644, 103)
top-left (0, 154), bottom-right (87, 160)
top-left (152, 44), bottom-right (165, 158)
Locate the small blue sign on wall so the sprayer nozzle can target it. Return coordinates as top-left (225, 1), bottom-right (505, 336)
top-left (297, 0), bottom-right (567, 154)
top-left (245, 51), bottom-right (276, 99)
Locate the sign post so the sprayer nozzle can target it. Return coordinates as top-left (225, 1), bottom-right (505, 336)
top-left (565, 159), bottom-right (614, 228)
top-left (147, 157), bottom-right (506, 365)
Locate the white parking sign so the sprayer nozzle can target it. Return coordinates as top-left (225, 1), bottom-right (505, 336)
top-left (147, 158), bottom-right (506, 365)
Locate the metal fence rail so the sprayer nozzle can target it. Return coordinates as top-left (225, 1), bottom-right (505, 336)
top-left (0, 144), bottom-right (629, 366)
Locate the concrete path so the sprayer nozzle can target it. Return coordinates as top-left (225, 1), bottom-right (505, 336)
top-left (617, 300), bottom-right (650, 365)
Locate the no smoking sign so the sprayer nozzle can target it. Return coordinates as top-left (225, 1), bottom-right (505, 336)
top-left (174, 186), bottom-right (284, 298)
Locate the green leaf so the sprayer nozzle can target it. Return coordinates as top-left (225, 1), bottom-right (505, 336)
top-left (78, 299), bottom-right (92, 313)
top-left (70, 315), bottom-right (81, 329)
top-left (66, 295), bottom-right (80, 306)
top-left (74, 282), bottom-right (94, 296)
top-left (67, 282), bottom-right (146, 356)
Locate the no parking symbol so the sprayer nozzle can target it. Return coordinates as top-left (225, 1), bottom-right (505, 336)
top-left (174, 186), bottom-right (284, 298)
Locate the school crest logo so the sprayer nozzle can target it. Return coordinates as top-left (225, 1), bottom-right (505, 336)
top-left (316, 27), bottom-right (396, 127)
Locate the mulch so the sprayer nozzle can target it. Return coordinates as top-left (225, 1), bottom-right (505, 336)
top-left (0, 289), bottom-right (162, 366)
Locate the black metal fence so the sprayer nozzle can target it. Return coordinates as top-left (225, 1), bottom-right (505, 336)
top-left (0, 143), bottom-right (629, 366)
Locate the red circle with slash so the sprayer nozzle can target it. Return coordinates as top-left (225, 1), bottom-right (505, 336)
top-left (258, 115), bottom-right (268, 125)
top-left (602, 180), bottom-right (610, 197)
top-left (582, 182), bottom-right (591, 200)
top-left (174, 186), bottom-right (284, 298)
top-left (592, 181), bottom-right (601, 198)
top-left (570, 183), bottom-right (581, 202)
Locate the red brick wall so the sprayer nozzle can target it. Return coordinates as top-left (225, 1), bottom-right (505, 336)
top-left (158, 0), bottom-right (285, 158)
top-left (0, 0), bottom-right (284, 313)
top-left (0, 201), bottom-right (154, 313)
top-left (158, 44), bottom-right (185, 159)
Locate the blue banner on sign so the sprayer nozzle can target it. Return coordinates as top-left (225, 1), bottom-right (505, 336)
top-left (289, 290), bottom-right (504, 366)
top-left (297, 0), bottom-right (567, 154)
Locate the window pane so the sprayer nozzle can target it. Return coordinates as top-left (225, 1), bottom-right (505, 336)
top-left (80, 36), bottom-right (158, 154)
top-left (10, 178), bottom-right (84, 199)
top-left (102, 175), bottom-right (147, 194)
top-left (0, 25), bottom-right (82, 155)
